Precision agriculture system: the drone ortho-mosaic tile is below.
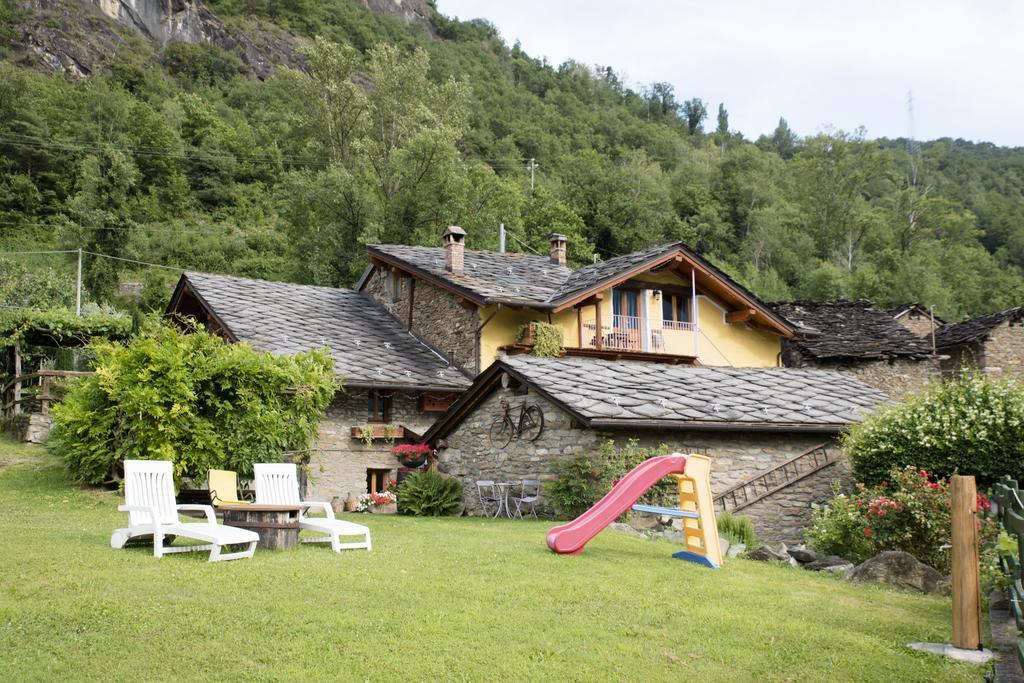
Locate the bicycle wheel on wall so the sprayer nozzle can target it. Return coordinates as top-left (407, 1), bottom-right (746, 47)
top-left (520, 405), bottom-right (544, 441)
top-left (489, 417), bottom-right (514, 448)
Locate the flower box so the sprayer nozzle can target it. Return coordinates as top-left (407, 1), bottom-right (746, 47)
top-left (350, 425), bottom-right (406, 440)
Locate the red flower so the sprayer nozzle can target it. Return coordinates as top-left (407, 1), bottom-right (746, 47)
top-left (864, 528), bottom-right (872, 536)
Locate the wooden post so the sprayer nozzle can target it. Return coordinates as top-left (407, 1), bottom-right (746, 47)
top-left (951, 475), bottom-right (982, 649)
top-left (576, 307), bottom-right (583, 349)
top-left (40, 375), bottom-right (50, 415)
top-left (594, 300), bottom-right (603, 350)
top-left (12, 342), bottom-right (21, 416)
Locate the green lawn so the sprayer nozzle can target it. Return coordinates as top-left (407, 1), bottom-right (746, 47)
top-left (0, 438), bottom-right (985, 682)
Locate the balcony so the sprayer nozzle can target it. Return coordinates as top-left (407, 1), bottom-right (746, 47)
top-left (580, 315), bottom-right (697, 354)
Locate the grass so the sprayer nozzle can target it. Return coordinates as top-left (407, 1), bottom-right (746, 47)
top-left (0, 438), bottom-right (985, 682)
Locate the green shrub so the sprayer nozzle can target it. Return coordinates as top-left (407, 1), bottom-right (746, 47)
top-left (544, 439), bottom-right (673, 518)
top-left (805, 466), bottom-right (999, 572)
top-left (717, 510), bottom-right (757, 547)
top-left (50, 318), bottom-right (337, 484)
top-left (844, 372), bottom-right (1024, 486)
top-left (397, 471), bottom-right (463, 516)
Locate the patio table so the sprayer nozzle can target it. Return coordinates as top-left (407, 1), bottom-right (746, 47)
top-left (493, 482), bottom-right (515, 518)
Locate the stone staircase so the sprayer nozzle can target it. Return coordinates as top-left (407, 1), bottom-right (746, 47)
top-left (713, 443), bottom-right (837, 514)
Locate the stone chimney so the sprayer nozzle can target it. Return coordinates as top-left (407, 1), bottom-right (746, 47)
top-left (442, 225), bottom-right (466, 274)
top-left (549, 233), bottom-right (567, 266)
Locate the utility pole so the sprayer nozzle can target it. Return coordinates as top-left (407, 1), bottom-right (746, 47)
top-left (526, 158), bottom-right (539, 191)
top-left (75, 247), bottom-right (82, 316)
top-left (499, 223), bottom-right (506, 254)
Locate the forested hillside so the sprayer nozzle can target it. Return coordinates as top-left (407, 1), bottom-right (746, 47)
top-left (2, 0), bottom-right (1024, 319)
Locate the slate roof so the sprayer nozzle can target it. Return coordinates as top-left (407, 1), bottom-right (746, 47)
top-left (935, 307), bottom-right (1024, 348)
top-left (366, 245), bottom-right (572, 306)
top-left (546, 242), bottom-right (681, 303)
top-left (771, 300), bottom-right (933, 360)
top-left (422, 356), bottom-right (887, 442)
top-left (366, 241), bottom-right (795, 334)
top-left (176, 272), bottom-right (471, 391)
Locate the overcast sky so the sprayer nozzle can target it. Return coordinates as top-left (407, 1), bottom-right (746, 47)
top-left (437, 0), bottom-right (1024, 146)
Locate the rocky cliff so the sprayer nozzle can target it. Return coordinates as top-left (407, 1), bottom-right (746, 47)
top-left (8, 0), bottom-right (435, 80)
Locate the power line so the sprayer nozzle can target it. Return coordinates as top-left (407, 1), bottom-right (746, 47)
top-left (83, 250), bottom-right (182, 271)
top-left (0, 249), bottom-right (78, 255)
top-left (503, 229), bottom-right (542, 255)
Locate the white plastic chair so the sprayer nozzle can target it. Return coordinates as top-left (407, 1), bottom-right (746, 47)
top-left (111, 460), bottom-right (258, 562)
top-left (253, 463), bottom-right (371, 552)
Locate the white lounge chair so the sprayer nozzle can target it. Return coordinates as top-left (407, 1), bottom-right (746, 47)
top-left (111, 459), bottom-right (259, 562)
top-left (253, 463), bottom-right (372, 552)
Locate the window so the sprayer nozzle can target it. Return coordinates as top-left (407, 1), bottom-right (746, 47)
top-left (367, 390), bottom-right (392, 423)
top-left (611, 287), bottom-right (639, 318)
top-left (366, 468), bottom-right (391, 494)
top-left (662, 294), bottom-right (691, 324)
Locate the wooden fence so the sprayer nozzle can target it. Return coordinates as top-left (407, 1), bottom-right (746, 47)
top-left (1, 370), bottom-right (92, 417)
top-left (992, 476), bottom-right (1024, 668)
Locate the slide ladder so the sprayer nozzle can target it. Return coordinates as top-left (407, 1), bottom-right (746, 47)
top-left (546, 454), bottom-right (722, 568)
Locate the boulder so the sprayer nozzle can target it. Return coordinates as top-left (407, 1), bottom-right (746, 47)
top-left (625, 512), bottom-right (660, 531)
top-left (718, 537), bottom-right (731, 557)
top-left (848, 551), bottom-right (950, 595)
top-left (726, 543), bottom-right (746, 558)
top-left (804, 555), bottom-right (851, 572)
top-left (743, 545), bottom-right (796, 565)
top-left (788, 547), bottom-right (820, 564)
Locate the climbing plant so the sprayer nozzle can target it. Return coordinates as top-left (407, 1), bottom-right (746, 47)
top-left (517, 321), bottom-right (563, 357)
top-left (50, 318), bottom-right (338, 484)
top-left (0, 308), bottom-right (132, 349)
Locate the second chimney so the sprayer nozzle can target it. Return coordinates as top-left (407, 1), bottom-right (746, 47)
top-left (549, 233), bottom-right (567, 266)
top-left (443, 225), bottom-right (466, 274)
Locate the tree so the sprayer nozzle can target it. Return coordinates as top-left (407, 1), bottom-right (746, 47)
top-left (681, 98), bottom-right (708, 135)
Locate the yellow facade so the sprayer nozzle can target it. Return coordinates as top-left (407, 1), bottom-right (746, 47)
top-left (476, 267), bottom-right (782, 370)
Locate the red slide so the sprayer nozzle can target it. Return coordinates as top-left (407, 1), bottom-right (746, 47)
top-left (546, 455), bottom-right (687, 555)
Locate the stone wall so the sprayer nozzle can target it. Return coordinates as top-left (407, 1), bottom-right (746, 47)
top-left (363, 267), bottom-right (479, 373)
top-left (894, 311), bottom-right (941, 339)
top-left (980, 321), bottom-right (1024, 379)
top-left (5, 413), bottom-right (53, 444)
top-left (436, 383), bottom-right (849, 542)
top-left (940, 342), bottom-right (984, 375)
top-left (307, 388), bottom-right (439, 504)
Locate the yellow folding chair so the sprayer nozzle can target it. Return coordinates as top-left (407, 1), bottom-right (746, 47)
top-left (208, 469), bottom-right (250, 507)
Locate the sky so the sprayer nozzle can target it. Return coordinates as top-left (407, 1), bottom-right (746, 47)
top-left (437, 0), bottom-right (1024, 146)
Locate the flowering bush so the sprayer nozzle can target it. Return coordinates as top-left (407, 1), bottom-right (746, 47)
top-left (844, 373), bottom-right (1024, 486)
top-left (806, 466), bottom-right (998, 573)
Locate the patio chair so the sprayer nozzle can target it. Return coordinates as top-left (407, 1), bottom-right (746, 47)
top-left (253, 463), bottom-right (371, 552)
top-left (510, 479), bottom-right (541, 519)
top-left (208, 469), bottom-right (251, 507)
top-left (476, 480), bottom-right (501, 517)
top-left (111, 460), bottom-right (259, 562)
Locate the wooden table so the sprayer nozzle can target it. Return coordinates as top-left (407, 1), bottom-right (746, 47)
top-left (219, 504), bottom-right (301, 550)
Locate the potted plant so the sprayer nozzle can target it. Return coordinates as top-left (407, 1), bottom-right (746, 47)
top-left (356, 489), bottom-right (397, 514)
top-left (392, 443), bottom-right (432, 468)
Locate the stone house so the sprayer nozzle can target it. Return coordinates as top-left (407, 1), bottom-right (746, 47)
top-left (420, 355), bottom-right (887, 543)
top-left (167, 272), bottom-right (470, 502)
top-left (890, 303), bottom-right (945, 341)
top-left (934, 307), bottom-right (1024, 378)
top-left (357, 227), bottom-right (799, 372)
top-left (771, 300), bottom-right (940, 398)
